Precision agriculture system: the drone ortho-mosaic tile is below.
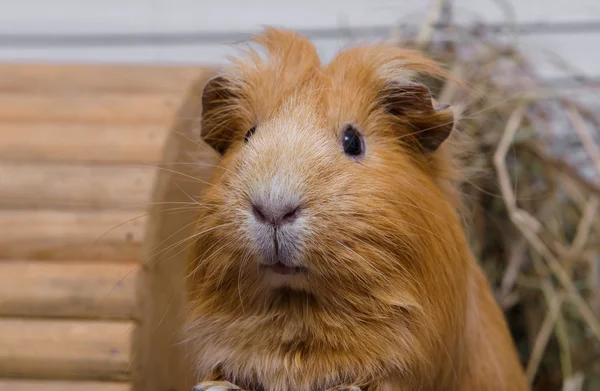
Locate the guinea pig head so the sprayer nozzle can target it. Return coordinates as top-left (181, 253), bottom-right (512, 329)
top-left (189, 28), bottom-right (468, 318)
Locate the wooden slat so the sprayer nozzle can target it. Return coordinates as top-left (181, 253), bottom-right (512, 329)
top-left (0, 379), bottom-right (130, 391)
top-left (0, 210), bottom-right (145, 261)
top-left (0, 93), bottom-right (183, 123)
top-left (0, 260), bottom-right (138, 319)
top-left (0, 63), bottom-right (203, 94)
top-left (0, 162), bottom-right (156, 209)
top-left (0, 319), bottom-right (133, 380)
top-left (0, 122), bottom-right (167, 163)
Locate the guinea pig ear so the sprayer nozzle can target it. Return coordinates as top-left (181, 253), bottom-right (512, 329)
top-left (380, 81), bottom-right (454, 153)
top-left (200, 74), bottom-right (241, 155)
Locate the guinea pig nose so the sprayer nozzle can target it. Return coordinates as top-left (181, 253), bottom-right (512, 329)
top-left (252, 201), bottom-right (301, 226)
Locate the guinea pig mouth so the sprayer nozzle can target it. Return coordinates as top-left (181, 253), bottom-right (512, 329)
top-left (260, 262), bottom-right (307, 275)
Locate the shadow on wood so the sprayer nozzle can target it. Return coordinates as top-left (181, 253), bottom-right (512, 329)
top-left (133, 69), bottom-right (219, 391)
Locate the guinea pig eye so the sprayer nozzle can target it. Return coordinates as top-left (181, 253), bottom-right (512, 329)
top-left (342, 125), bottom-right (364, 157)
top-left (244, 126), bottom-right (257, 143)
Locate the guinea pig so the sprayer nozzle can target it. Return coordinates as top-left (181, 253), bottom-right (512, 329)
top-left (185, 27), bottom-right (529, 391)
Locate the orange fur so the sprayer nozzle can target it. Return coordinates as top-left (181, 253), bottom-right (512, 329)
top-left (186, 28), bottom-right (529, 391)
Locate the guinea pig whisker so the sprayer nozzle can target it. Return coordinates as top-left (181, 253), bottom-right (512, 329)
top-left (104, 206), bottom-right (209, 292)
top-left (169, 128), bottom-right (224, 162)
top-left (459, 90), bottom-right (527, 121)
top-left (150, 221), bottom-right (236, 263)
top-left (154, 166), bottom-right (214, 187)
top-left (143, 201), bottom-right (205, 207)
top-left (216, 241), bottom-right (247, 288)
top-left (152, 286), bottom-right (179, 334)
top-left (393, 90), bottom-right (527, 145)
top-left (343, 194), bottom-right (446, 221)
top-left (155, 233), bottom-right (211, 272)
top-left (94, 212), bottom-right (149, 244)
top-left (89, 201), bottom-right (203, 214)
top-left (145, 218), bottom-right (204, 263)
top-left (237, 247), bottom-right (254, 314)
top-left (187, 233), bottom-right (236, 279)
top-left (316, 203), bottom-right (460, 258)
top-left (172, 180), bottom-right (204, 207)
top-left (171, 234), bottom-right (243, 291)
top-left (108, 163), bottom-right (215, 187)
top-left (169, 129), bottom-right (221, 159)
top-left (100, 205), bottom-right (216, 277)
top-left (162, 161), bottom-right (234, 175)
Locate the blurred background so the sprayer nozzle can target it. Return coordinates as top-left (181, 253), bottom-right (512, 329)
top-left (1, 0), bottom-right (600, 76)
top-left (0, 1), bottom-right (599, 391)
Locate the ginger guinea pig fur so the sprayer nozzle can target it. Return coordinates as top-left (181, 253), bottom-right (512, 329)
top-left (185, 28), bottom-right (529, 391)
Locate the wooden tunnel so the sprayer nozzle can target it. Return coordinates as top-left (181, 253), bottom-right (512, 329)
top-left (0, 63), bottom-right (218, 391)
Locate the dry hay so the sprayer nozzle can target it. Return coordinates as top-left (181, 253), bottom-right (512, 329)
top-left (387, 3), bottom-right (600, 390)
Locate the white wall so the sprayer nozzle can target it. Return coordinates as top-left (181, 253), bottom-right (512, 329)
top-left (1, 0), bottom-right (599, 78)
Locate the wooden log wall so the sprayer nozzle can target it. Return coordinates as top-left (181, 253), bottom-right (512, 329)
top-left (0, 63), bottom-right (210, 391)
